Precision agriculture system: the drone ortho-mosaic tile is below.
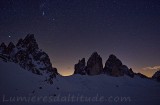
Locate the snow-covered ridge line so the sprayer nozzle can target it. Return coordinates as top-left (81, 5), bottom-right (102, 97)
top-left (0, 34), bottom-right (58, 84)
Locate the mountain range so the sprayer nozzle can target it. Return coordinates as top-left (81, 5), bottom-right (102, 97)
top-left (0, 34), bottom-right (160, 105)
top-left (0, 34), bottom-right (159, 82)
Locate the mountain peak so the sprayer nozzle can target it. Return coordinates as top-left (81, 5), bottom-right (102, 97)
top-left (86, 52), bottom-right (103, 75)
top-left (74, 52), bottom-right (135, 78)
top-left (23, 34), bottom-right (38, 49)
top-left (74, 58), bottom-right (86, 75)
top-left (0, 42), bottom-right (7, 49)
top-left (0, 42), bottom-right (6, 46)
top-left (24, 34), bottom-right (36, 41)
top-left (74, 52), bottom-right (103, 75)
top-left (109, 54), bottom-right (117, 59)
top-left (104, 54), bottom-right (134, 77)
top-left (91, 51), bottom-right (98, 56)
top-left (0, 34), bottom-right (58, 84)
top-left (15, 34), bottom-right (39, 53)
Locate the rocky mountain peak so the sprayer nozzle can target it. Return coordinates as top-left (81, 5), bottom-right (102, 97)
top-left (74, 52), bottom-right (135, 78)
top-left (23, 34), bottom-right (37, 46)
top-left (0, 34), bottom-right (58, 84)
top-left (0, 42), bottom-right (7, 48)
top-left (16, 34), bottom-right (38, 52)
top-left (74, 52), bottom-right (103, 76)
top-left (109, 54), bottom-right (117, 59)
top-left (8, 42), bottom-right (15, 48)
top-left (86, 52), bottom-right (103, 75)
top-left (0, 43), bottom-right (6, 53)
top-left (74, 58), bottom-right (86, 75)
top-left (104, 54), bottom-right (134, 77)
top-left (90, 52), bottom-right (99, 57)
top-left (107, 54), bottom-right (122, 66)
top-left (6, 42), bottom-right (15, 54)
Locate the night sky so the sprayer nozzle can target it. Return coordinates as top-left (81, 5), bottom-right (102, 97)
top-left (0, 0), bottom-right (160, 77)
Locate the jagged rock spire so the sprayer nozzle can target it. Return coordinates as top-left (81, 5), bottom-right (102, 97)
top-left (103, 54), bottom-right (123, 76)
top-left (0, 42), bottom-right (7, 49)
top-left (86, 52), bottom-right (103, 75)
top-left (104, 54), bottom-right (134, 77)
top-left (74, 53), bottom-right (135, 77)
top-left (6, 42), bottom-right (15, 54)
top-left (74, 52), bottom-right (103, 76)
top-left (0, 42), bottom-right (7, 53)
top-left (74, 58), bottom-right (86, 75)
top-left (16, 34), bottom-right (38, 52)
top-left (0, 34), bottom-right (58, 84)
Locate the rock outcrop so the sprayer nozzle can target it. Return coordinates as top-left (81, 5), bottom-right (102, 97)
top-left (103, 54), bottom-right (134, 77)
top-left (74, 52), bottom-right (103, 76)
top-left (0, 34), bottom-right (58, 84)
top-left (74, 58), bottom-right (86, 75)
top-left (152, 70), bottom-right (160, 82)
top-left (86, 52), bottom-right (103, 75)
top-left (74, 53), bottom-right (135, 78)
top-left (0, 42), bottom-right (7, 53)
top-left (103, 54), bottom-right (123, 76)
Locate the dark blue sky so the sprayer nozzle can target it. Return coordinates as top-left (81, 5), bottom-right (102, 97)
top-left (0, 0), bottom-right (160, 76)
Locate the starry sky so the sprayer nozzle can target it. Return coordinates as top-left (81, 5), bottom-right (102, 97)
top-left (0, 0), bottom-right (160, 77)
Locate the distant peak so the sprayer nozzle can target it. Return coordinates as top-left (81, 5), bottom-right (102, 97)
top-left (79, 58), bottom-right (85, 62)
top-left (24, 34), bottom-right (37, 43)
top-left (0, 42), bottom-right (6, 48)
top-left (23, 34), bottom-right (36, 42)
top-left (109, 54), bottom-right (117, 59)
top-left (25, 34), bottom-right (35, 40)
top-left (8, 42), bottom-right (15, 47)
top-left (91, 52), bottom-right (99, 57)
top-left (92, 51), bottom-right (98, 54)
top-left (15, 34), bottom-right (39, 50)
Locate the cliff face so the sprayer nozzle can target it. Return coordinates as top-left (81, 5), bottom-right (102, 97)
top-left (74, 58), bottom-right (86, 75)
top-left (86, 52), bottom-right (103, 75)
top-left (74, 52), bottom-right (134, 78)
top-left (74, 52), bottom-right (103, 76)
top-left (104, 54), bottom-right (134, 77)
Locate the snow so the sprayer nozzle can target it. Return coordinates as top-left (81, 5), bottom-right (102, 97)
top-left (0, 61), bottom-right (160, 105)
top-left (29, 54), bottom-right (46, 69)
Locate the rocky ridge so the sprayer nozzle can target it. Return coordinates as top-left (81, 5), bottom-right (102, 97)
top-left (0, 34), bottom-right (58, 84)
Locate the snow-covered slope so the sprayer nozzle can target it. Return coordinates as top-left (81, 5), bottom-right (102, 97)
top-left (0, 61), bottom-right (45, 96)
top-left (0, 61), bottom-right (160, 105)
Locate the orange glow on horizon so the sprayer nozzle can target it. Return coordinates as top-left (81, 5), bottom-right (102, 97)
top-left (58, 69), bottom-right (74, 76)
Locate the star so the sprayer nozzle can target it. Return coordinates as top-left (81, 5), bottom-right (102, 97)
top-left (42, 11), bottom-right (45, 16)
